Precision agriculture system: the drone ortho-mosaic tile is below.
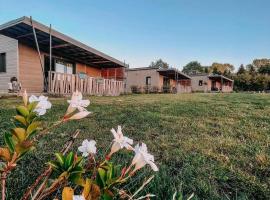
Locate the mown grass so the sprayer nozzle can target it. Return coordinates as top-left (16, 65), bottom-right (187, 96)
top-left (0, 93), bottom-right (270, 199)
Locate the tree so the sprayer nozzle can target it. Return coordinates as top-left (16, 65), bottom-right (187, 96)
top-left (210, 62), bottom-right (234, 74)
top-left (237, 64), bottom-right (246, 75)
top-left (246, 64), bottom-right (256, 75)
top-left (182, 61), bottom-right (204, 74)
top-left (258, 64), bottom-right (270, 74)
top-left (212, 66), bottom-right (221, 75)
top-left (149, 59), bottom-right (169, 69)
top-left (253, 58), bottom-right (270, 69)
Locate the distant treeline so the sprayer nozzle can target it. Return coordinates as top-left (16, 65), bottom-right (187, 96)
top-left (181, 59), bottom-right (270, 91)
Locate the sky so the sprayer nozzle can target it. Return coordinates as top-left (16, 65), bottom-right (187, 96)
top-left (0, 0), bottom-right (270, 70)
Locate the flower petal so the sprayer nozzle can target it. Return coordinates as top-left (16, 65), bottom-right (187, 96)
top-left (69, 111), bottom-right (91, 120)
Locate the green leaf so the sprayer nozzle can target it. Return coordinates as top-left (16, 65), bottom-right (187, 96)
top-left (16, 106), bottom-right (29, 117)
top-left (55, 153), bottom-right (65, 167)
top-left (4, 132), bottom-right (15, 153)
top-left (14, 115), bottom-right (27, 127)
top-left (26, 121), bottom-right (40, 136)
top-left (11, 128), bottom-right (26, 142)
top-left (97, 168), bottom-right (107, 187)
top-left (27, 101), bottom-right (38, 112)
top-left (64, 152), bottom-right (74, 170)
top-left (26, 112), bottom-right (37, 124)
top-left (48, 161), bottom-right (61, 172)
top-left (102, 191), bottom-right (113, 200)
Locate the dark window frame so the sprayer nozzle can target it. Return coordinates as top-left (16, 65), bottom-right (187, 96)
top-left (198, 80), bottom-right (203, 86)
top-left (0, 52), bottom-right (6, 73)
top-left (146, 76), bottom-right (151, 85)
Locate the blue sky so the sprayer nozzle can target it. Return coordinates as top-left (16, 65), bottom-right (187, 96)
top-left (0, 0), bottom-right (270, 70)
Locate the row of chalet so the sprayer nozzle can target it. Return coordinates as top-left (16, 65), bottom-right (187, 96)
top-left (126, 67), bottom-right (233, 93)
top-left (0, 17), bottom-right (233, 95)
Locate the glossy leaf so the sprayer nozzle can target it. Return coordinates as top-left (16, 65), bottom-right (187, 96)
top-left (27, 101), bottom-right (38, 112)
top-left (48, 161), bottom-right (61, 172)
top-left (26, 121), bottom-right (40, 136)
top-left (0, 147), bottom-right (11, 161)
top-left (12, 128), bottom-right (26, 142)
top-left (14, 115), bottom-right (27, 127)
top-left (97, 168), bottom-right (106, 187)
top-left (62, 187), bottom-right (74, 200)
top-left (64, 152), bottom-right (74, 170)
top-left (82, 178), bottom-right (91, 198)
top-left (55, 153), bottom-right (65, 166)
top-left (4, 132), bottom-right (15, 153)
top-left (16, 106), bottom-right (29, 117)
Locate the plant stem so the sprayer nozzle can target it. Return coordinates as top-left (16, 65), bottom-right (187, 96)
top-left (1, 172), bottom-right (7, 200)
top-left (34, 120), bottom-right (64, 141)
top-left (21, 129), bottom-right (80, 200)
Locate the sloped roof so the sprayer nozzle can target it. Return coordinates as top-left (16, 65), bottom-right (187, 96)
top-left (0, 16), bottom-right (126, 68)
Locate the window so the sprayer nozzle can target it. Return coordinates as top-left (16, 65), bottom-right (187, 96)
top-left (146, 76), bottom-right (151, 85)
top-left (0, 53), bottom-right (6, 72)
top-left (55, 59), bottom-right (74, 74)
top-left (198, 80), bottom-right (203, 86)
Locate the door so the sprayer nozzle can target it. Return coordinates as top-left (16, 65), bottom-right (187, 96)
top-left (211, 80), bottom-right (217, 91)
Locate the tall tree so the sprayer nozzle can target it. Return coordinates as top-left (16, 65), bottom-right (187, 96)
top-left (182, 61), bottom-right (204, 74)
top-left (246, 64), bottom-right (256, 75)
top-left (149, 59), bottom-right (169, 69)
top-left (237, 64), bottom-right (246, 74)
top-left (253, 58), bottom-right (270, 69)
top-left (210, 63), bottom-right (234, 74)
top-left (258, 64), bottom-right (270, 74)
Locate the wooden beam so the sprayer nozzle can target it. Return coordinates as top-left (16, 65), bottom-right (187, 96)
top-left (52, 43), bottom-right (70, 48)
top-left (92, 61), bottom-right (111, 64)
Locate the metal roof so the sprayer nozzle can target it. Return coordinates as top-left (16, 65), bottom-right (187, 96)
top-left (0, 16), bottom-right (127, 68)
top-left (208, 74), bottom-right (234, 82)
top-left (157, 68), bottom-right (191, 80)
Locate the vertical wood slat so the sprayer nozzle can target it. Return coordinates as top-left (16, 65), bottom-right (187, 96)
top-left (47, 71), bottom-right (123, 96)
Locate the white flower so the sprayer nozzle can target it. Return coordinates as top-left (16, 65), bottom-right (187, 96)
top-left (29, 95), bottom-right (52, 116)
top-left (78, 139), bottom-right (97, 157)
top-left (65, 91), bottom-right (91, 121)
top-left (69, 111), bottom-right (91, 120)
top-left (130, 143), bottom-right (158, 173)
top-left (67, 91), bottom-right (90, 114)
top-left (73, 195), bottom-right (85, 200)
top-left (108, 126), bottom-right (133, 157)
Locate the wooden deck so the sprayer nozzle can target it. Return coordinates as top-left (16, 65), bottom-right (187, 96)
top-left (48, 71), bottom-right (124, 96)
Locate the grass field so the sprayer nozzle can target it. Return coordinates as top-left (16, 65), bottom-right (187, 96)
top-left (0, 93), bottom-right (270, 199)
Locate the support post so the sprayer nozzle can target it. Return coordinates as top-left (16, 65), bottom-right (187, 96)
top-left (30, 16), bottom-right (47, 91)
top-left (49, 24), bottom-right (52, 93)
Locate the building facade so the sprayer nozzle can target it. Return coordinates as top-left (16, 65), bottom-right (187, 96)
top-left (126, 67), bottom-right (191, 93)
top-left (0, 17), bottom-right (126, 95)
top-left (190, 73), bottom-right (234, 92)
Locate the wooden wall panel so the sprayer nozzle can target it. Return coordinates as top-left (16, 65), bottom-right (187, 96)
top-left (18, 43), bottom-right (44, 93)
top-left (76, 63), bottom-right (101, 77)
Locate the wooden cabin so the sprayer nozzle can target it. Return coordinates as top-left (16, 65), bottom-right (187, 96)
top-left (126, 67), bottom-right (191, 93)
top-left (0, 16), bottom-right (126, 95)
top-left (190, 73), bottom-right (234, 92)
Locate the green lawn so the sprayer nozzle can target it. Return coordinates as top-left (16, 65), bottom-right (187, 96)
top-left (0, 93), bottom-right (270, 199)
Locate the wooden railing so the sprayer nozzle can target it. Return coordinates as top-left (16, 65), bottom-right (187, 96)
top-left (48, 71), bottom-right (124, 96)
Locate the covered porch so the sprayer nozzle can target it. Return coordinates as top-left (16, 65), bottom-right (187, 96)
top-left (157, 68), bottom-right (191, 93)
top-left (0, 16), bottom-right (126, 95)
top-left (208, 74), bottom-right (234, 92)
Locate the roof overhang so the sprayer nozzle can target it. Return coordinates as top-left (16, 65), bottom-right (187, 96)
top-left (157, 68), bottom-right (191, 80)
top-left (208, 74), bottom-right (234, 82)
top-left (0, 16), bottom-right (127, 68)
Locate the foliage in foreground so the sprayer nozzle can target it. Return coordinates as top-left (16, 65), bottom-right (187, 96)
top-left (0, 91), bottom-right (158, 200)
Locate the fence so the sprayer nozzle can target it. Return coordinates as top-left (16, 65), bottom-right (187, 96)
top-left (48, 71), bottom-right (124, 96)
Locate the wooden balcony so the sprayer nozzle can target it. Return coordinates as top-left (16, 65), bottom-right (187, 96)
top-left (48, 71), bottom-right (124, 96)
